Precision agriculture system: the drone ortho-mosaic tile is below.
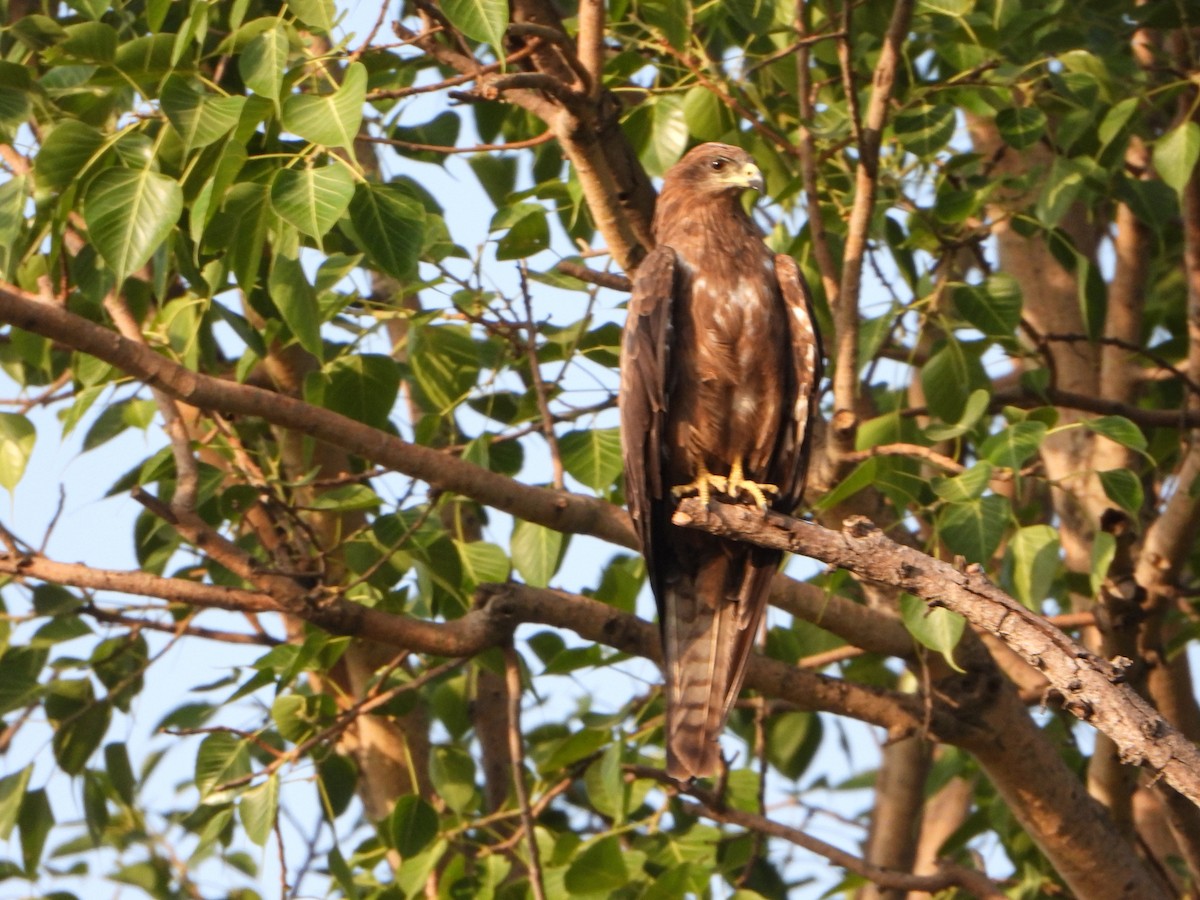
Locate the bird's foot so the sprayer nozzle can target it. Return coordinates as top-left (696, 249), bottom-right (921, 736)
top-left (726, 460), bottom-right (777, 510)
top-left (671, 467), bottom-right (726, 506)
top-left (672, 461), bottom-right (778, 510)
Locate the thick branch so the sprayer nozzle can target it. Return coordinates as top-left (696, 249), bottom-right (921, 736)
top-left (0, 282), bottom-right (635, 549)
top-left (671, 498), bottom-right (1200, 808)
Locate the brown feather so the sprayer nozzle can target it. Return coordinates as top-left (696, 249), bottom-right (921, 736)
top-left (620, 143), bottom-right (822, 780)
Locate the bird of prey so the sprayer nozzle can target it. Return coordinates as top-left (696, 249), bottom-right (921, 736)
top-left (620, 142), bottom-right (823, 780)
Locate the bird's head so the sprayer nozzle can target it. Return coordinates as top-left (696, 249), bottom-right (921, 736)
top-left (666, 143), bottom-right (764, 197)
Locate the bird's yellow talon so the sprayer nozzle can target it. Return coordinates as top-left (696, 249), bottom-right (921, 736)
top-left (673, 460), bottom-right (777, 510)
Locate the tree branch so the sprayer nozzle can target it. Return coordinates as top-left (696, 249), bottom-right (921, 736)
top-left (670, 498), bottom-right (1200, 808)
top-left (829, 0), bottom-right (915, 456)
top-left (0, 281), bottom-right (635, 550)
top-left (627, 766), bottom-right (1006, 898)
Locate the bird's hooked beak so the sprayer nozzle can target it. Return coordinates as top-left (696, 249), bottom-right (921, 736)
top-left (741, 163), bottom-right (765, 193)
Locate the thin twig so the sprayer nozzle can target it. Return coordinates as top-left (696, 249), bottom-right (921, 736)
top-left (360, 130), bottom-right (554, 155)
top-left (505, 645), bottom-right (546, 900)
top-left (795, 4), bottom-right (842, 307)
top-left (518, 262), bottom-right (565, 489)
top-left (555, 260), bottom-right (632, 292)
top-left (829, 0), bottom-right (915, 459)
top-left (102, 290), bottom-right (200, 513)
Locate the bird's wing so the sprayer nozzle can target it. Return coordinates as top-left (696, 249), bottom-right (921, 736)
top-left (773, 253), bottom-right (824, 512)
top-left (619, 244), bottom-right (678, 604)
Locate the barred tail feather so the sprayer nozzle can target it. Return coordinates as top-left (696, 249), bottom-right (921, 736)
top-left (663, 551), bottom-right (773, 781)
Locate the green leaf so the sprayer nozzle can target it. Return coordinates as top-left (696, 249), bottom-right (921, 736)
top-left (346, 182), bottom-right (426, 281)
top-left (457, 541), bottom-right (511, 589)
top-left (194, 732), bottom-right (252, 800)
top-left (1098, 468), bottom-right (1144, 517)
top-left (440, 0), bottom-right (509, 47)
top-left (565, 835), bottom-right (629, 894)
top-left (584, 744), bottom-right (625, 824)
top-left (917, 0), bottom-right (973, 14)
top-left (52, 699), bottom-right (111, 774)
top-left (104, 743), bottom-right (137, 807)
top-left (893, 104), bottom-right (955, 157)
top-left (83, 765), bottom-right (109, 845)
top-left (0, 413), bottom-right (35, 492)
top-left (18, 788), bottom-right (53, 875)
top-left (239, 775), bottom-right (279, 846)
top-left (765, 711), bottom-right (820, 781)
top-left (683, 85), bottom-right (735, 141)
top-left (0, 766), bottom-right (33, 840)
top-left (640, 94), bottom-right (688, 177)
top-left (921, 340), bottom-right (986, 423)
top-left (408, 323), bottom-right (480, 414)
top-left (938, 494), bottom-right (1009, 563)
top-left (269, 254), bottom-right (323, 358)
top-left (995, 106), bottom-right (1046, 150)
top-left (1090, 530), bottom-right (1116, 597)
top-left (35, 120), bottom-right (107, 193)
top-left (286, 0), bottom-right (334, 32)
top-left (239, 25), bottom-right (290, 100)
top-left (270, 164), bottom-right (355, 239)
top-left (495, 206), bottom-right (549, 260)
top-left (980, 420), bottom-right (1047, 470)
top-left (924, 388), bottom-right (990, 441)
top-left (900, 593), bottom-right (965, 670)
top-left (1008, 525), bottom-right (1060, 610)
top-left (932, 461), bottom-right (992, 502)
top-left (1155, 121), bottom-right (1200, 199)
top-left (389, 794), bottom-right (438, 857)
top-left (83, 167), bottom-right (183, 285)
top-left (215, 181), bottom-right (274, 291)
top-left (1085, 415), bottom-right (1147, 452)
top-left (0, 85), bottom-right (30, 143)
top-left (161, 76), bottom-right (245, 153)
top-left (953, 274), bottom-right (1022, 339)
top-left (1036, 157), bottom-right (1088, 227)
top-left (559, 428), bottom-right (623, 492)
top-left (281, 62), bottom-right (366, 148)
top-left (511, 519), bottom-right (564, 588)
top-left (429, 746), bottom-right (477, 814)
top-left (1098, 97), bottom-right (1138, 151)
top-left (320, 353), bottom-right (400, 429)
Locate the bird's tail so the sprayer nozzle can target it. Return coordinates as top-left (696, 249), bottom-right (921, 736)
top-left (662, 549), bottom-right (775, 781)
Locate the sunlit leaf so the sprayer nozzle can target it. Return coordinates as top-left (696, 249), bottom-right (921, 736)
top-left (346, 182), bottom-right (426, 281)
top-left (1085, 416), bottom-right (1147, 452)
top-left (269, 253), bottom-right (322, 357)
top-left (900, 593), bottom-right (965, 672)
top-left (893, 104), bottom-right (955, 157)
top-left (511, 519), bottom-right (564, 588)
top-left (281, 62), bottom-right (365, 148)
top-left (270, 164), bottom-right (355, 239)
top-left (938, 494), bottom-right (1010, 563)
top-left (440, 0), bottom-right (509, 47)
top-left (1098, 468), bottom-right (1144, 517)
top-left (83, 167), bottom-right (183, 284)
top-left (1155, 121), bottom-right (1200, 199)
top-left (239, 775), bottom-right (279, 846)
top-left (161, 76), bottom-right (245, 152)
top-left (1008, 525), bottom-right (1060, 610)
top-left (0, 413), bottom-right (35, 492)
top-left (559, 428), bottom-right (623, 492)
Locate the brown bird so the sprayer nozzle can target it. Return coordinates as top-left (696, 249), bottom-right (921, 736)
top-left (620, 143), bottom-right (823, 780)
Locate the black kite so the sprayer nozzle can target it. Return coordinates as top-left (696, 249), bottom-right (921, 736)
top-left (620, 142), bottom-right (823, 780)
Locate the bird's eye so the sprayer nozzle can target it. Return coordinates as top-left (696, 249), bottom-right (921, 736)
top-left (710, 158), bottom-right (726, 171)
